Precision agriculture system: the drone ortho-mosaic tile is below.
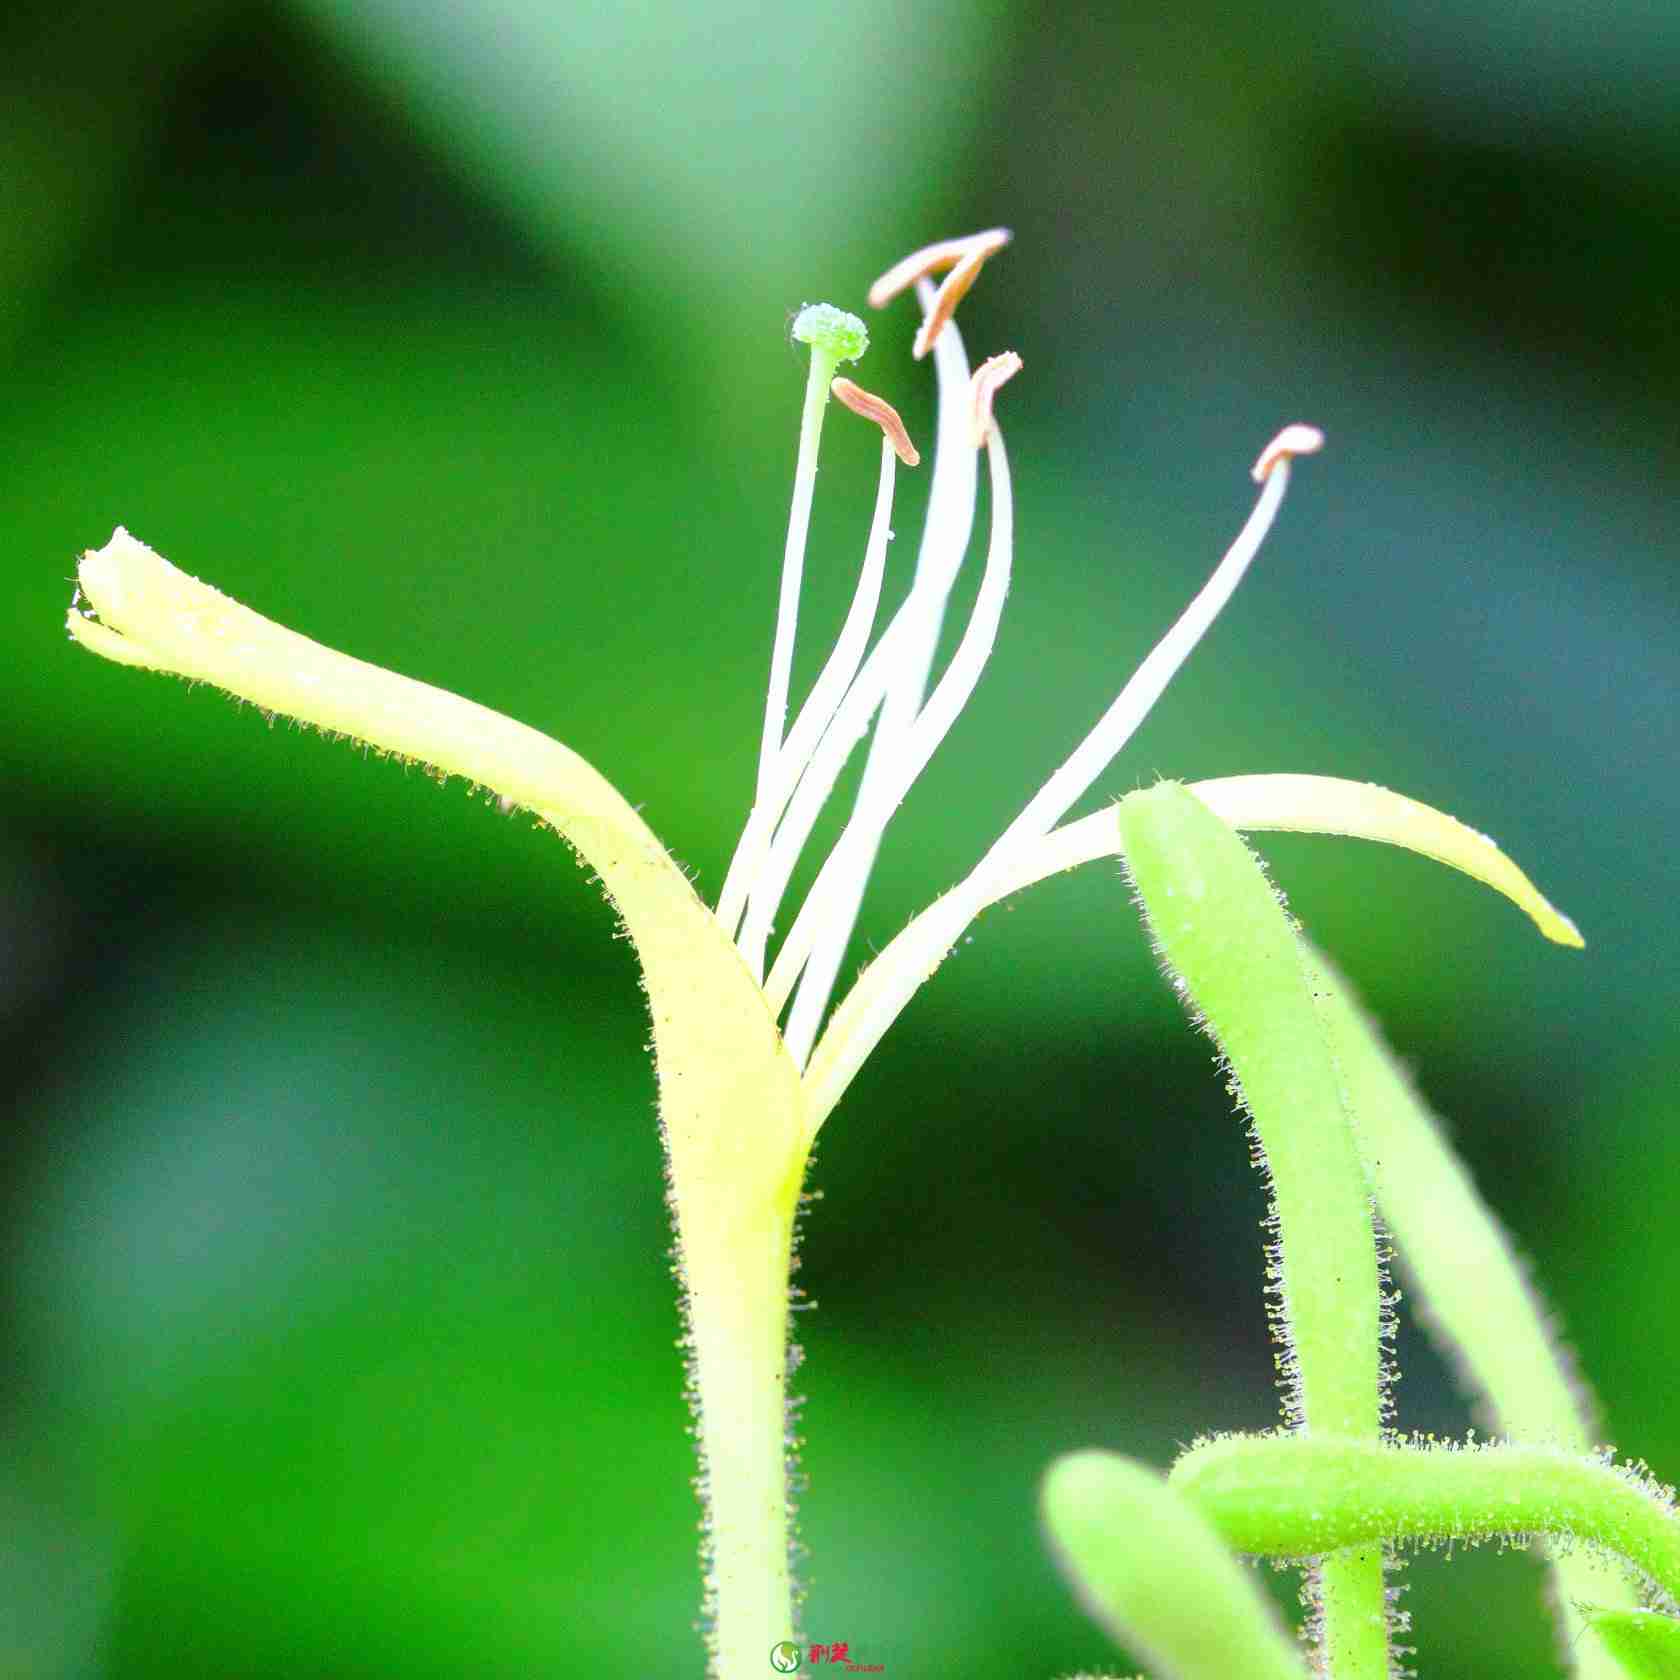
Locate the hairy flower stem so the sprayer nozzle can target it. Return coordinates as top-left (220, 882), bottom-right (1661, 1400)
top-left (679, 1147), bottom-right (808, 1672)
top-left (1173, 1435), bottom-right (1680, 1605)
top-left (65, 529), bottom-right (811, 1677)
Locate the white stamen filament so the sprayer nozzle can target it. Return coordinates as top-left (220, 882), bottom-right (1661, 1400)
top-left (717, 436), bottom-right (899, 952)
top-left (753, 341), bottom-right (843, 830)
top-left (801, 428), bottom-right (1322, 1122)
top-left (732, 225), bottom-right (1320, 1095)
top-left (880, 279), bottom-right (983, 712)
top-left (801, 813), bottom-right (1123, 1137)
top-left (736, 604), bottom-right (901, 974)
top-left (771, 360), bottom-right (1021, 1057)
top-left (733, 285), bottom-right (978, 985)
top-left (772, 418), bottom-right (1015, 1064)
top-left (968, 427), bottom-right (1320, 892)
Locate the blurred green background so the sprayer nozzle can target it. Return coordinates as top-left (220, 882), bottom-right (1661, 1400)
top-left (4, 1), bottom-right (1676, 1674)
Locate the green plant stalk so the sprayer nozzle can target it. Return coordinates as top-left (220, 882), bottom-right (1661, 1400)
top-left (1172, 1434), bottom-right (1680, 1605)
top-left (1305, 946), bottom-right (1639, 1675)
top-left (66, 531), bottom-right (810, 1677)
top-left (1119, 781), bottom-right (1390, 1678)
top-left (1316, 1548), bottom-right (1389, 1680)
top-left (1042, 1450), bottom-right (1307, 1680)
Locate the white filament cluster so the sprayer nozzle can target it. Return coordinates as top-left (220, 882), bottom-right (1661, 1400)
top-left (719, 243), bottom-right (1322, 1082)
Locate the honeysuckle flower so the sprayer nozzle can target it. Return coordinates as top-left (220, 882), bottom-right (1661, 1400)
top-left (62, 228), bottom-right (1580, 1680)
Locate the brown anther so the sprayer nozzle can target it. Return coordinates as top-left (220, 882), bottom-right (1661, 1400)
top-left (968, 351), bottom-right (1023, 447)
top-left (867, 228), bottom-right (1011, 309)
top-left (831, 377), bottom-right (921, 467)
top-left (867, 228), bottom-right (1012, 358)
top-left (1251, 423), bottom-right (1326, 483)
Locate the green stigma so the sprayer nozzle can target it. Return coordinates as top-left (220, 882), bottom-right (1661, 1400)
top-left (792, 302), bottom-right (868, 365)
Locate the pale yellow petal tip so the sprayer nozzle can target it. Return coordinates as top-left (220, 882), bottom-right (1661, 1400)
top-left (1188, 773), bottom-right (1584, 949)
top-left (66, 601), bottom-right (151, 668)
top-left (1541, 904), bottom-right (1585, 950)
top-left (76, 525), bottom-right (164, 626)
top-left (69, 526), bottom-right (140, 651)
top-left (79, 527), bottom-right (232, 639)
top-left (1250, 424), bottom-right (1325, 484)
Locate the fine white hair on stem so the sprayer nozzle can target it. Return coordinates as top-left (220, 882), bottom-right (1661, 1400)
top-left (734, 284), bottom-right (979, 981)
top-left (717, 434), bottom-right (902, 951)
top-left (802, 425), bottom-right (1324, 1122)
top-left (773, 416), bottom-right (1015, 1064)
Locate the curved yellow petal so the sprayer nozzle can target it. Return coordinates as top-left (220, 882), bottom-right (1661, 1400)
top-left (806, 767), bottom-right (1582, 1128)
top-left (1189, 773), bottom-right (1583, 948)
top-left (68, 527), bottom-right (808, 1667)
